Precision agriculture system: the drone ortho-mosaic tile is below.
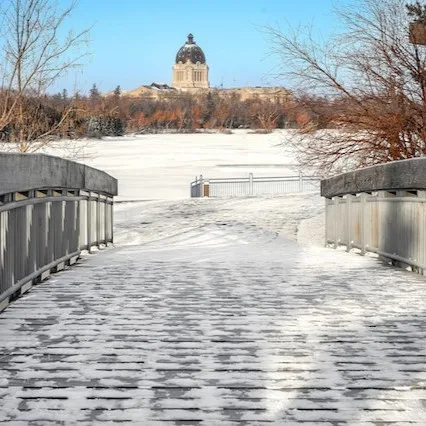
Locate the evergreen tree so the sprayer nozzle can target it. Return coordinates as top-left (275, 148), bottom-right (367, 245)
top-left (202, 91), bottom-right (216, 125)
top-left (113, 85), bottom-right (121, 98)
top-left (90, 84), bottom-right (100, 100)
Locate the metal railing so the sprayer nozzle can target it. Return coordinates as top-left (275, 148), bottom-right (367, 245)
top-left (321, 158), bottom-right (426, 274)
top-left (191, 173), bottom-right (320, 197)
top-left (0, 153), bottom-right (117, 312)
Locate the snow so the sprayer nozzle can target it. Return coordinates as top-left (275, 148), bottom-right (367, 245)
top-left (0, 130), bottom-right (426, 423)
top-left (113, 194), bottom-right (325, 248)
top-left (44, 130), bottom-right (322, 245)
top-left (44, 130), bottom-right (298, 201)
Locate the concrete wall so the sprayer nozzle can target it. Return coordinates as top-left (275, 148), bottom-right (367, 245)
top-left (0, 153), bottom-right (117, 196)
top-left (321, 158), bottom-right (426, 198)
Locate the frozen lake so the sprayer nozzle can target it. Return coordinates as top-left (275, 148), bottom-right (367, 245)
top-left (53, 130), bottom-right (299, 201)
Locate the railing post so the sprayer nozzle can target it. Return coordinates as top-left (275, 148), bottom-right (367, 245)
top-left (325, 198), bottom-right (329, 247)
top-left (249, 173), bottom-right (254, 196)
top-left (111, 198), bottom-right (114, 244)
top-left (77, 192), bottom-right (82, 250)
top-left (43, 201), bottom-right (50, 278)
top-left (0, 211), bottom-right (4, 292)
top-left (27, 204), bottom-right (35, 277)
top-left (104, 196), bottom-right (108, 246)
top-left (334, 197), bottom-right (339, 248)
top-left (346, 194), bottom-right (352, 252)
top-left (418, 191), bottom-right (426, 274)
top-left (299, 171), bottom-right (303, 192)
top-left (61, 192), bottom-right (67, 259)
top-left (47, 196), bottom-right (54, 266)
top-left (97, 193), bottom-right (101, 248)
top-left (87, 192), bottom-right (92, 253)
top-left (360, 193), bottom-right (367, 255)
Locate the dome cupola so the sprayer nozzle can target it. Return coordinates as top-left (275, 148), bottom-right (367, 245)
top-left (172, 33), bottom-right (209, 90)
top-left (175, 33), bottom-right (206, 64)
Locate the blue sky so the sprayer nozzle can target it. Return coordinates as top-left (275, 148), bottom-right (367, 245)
top-left (54, 0), bottom-right (352, 94)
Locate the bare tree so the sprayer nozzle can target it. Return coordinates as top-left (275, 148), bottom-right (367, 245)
top-left (0, 0), bottom-right (90, 152)
top-left (253, 100), bottom-right (283, 132)
top-left (268, 0), bottom-right (426, 176)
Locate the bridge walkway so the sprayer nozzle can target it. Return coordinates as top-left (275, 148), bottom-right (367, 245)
top-left (1, 198), bottom-right (426, 425)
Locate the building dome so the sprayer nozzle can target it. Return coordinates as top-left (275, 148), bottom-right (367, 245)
top-left (175, 34), bottom-right (206, 64)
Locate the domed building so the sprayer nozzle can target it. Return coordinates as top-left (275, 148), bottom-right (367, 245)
top-left (172, 34), bottom-right (209, 90)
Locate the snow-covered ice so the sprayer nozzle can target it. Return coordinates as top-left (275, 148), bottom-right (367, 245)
top-left (0, 131), bottom-right (426, 424)
top-left (44, 130), bottom-right (299, 201)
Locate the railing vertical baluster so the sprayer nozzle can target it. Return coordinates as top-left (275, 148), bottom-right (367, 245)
top-left (111, 199), bottom-right (114, 244)
top-left (360, 193), bottom-right (367, 255)
top-left (42, 203), bottom-right (47, 273)
top-left (419, 191), bottom-right (426, 274)
top-left (77, 194), bottom-right (81, 249)
top-left (6, 211), bottom-right (11, 288)
top-left (25, 204), bottom-right (31, 278)
top-left (0, 211), bottom-right (4, 294)
top-left (97, 193), bottom-right (101, 248)
top-left (47, 199), bottom-right (54, 266)
top-left (346, 194), bottom-right (352, 252)
top-left (62, 194), bottom-right (66, 259)
top-left (104, 196), bottom-right (108, 246)
top-left (334, 197), bottom-right (339, 248)
top-left (325, 198), bottom-right (329, 247)
top-left (87, 192), bottom-right (92, 253)
top-left (325, 197), bottom-right (330, 245)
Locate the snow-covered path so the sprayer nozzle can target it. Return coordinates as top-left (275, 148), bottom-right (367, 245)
top-left (1, 196), bottom-right (426, 425)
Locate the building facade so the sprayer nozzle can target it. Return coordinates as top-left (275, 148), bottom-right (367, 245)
top-left (172, 34), bottom-right (209, 90)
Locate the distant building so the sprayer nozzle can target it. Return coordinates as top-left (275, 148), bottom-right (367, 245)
top-left (118, 34), bottom-right (290, 102)
top-left (172, 34), bottom-right (209, 90)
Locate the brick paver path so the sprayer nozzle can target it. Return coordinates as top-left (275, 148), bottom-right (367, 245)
top-left (1, 218), bottom-right (426, 424)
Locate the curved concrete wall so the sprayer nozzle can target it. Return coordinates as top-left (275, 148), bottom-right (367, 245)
top-left (321, 158), bottom-right (426, 198)
top-left (0, 153), bottom-right (117, 196)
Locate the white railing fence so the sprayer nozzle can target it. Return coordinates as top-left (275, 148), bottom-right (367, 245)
top-left (321, 158), bottom-right (426, 274)
top-left (191, 173), bottom-right (320, 197)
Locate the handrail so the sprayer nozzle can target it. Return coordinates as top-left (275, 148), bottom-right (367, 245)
top-left (321, 157), bottom-right (426, 198)
top-left (0, 152), bottom-right (117, 196)
top-left (0, 153), bottom-right (117, 312)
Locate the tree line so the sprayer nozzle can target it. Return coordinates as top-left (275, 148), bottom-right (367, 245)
top-left (21, 86), bottom-right (316, 140)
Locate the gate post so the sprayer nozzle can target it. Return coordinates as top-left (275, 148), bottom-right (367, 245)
top-left (200, 175), bottom-right (204, 197)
